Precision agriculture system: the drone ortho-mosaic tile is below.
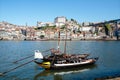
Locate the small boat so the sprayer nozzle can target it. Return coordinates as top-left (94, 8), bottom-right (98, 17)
top-left (34, 26), bottom-right (98, 70)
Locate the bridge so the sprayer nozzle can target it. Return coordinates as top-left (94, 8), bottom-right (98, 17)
top-left (89, 19), bottom-right (120, 40)
top-left (89, 19), bottom-right (120, 26)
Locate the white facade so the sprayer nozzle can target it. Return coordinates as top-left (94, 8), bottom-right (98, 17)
top-left (35, 30), bottom-right (45, 38)
top-left (46, 22), bottom-right (55, 26)
top-left (54, 16), bottom-right (66, 27)
top-left (80, 26), bottom-right (92, 31)
top-left (37, 22), bottom-right (55, 27)
top-left (55, 23), bottom-right (65, 27)
top-left (37, 22), bottom-right (46, 27)
top-left (54, 16), bottom-right (66, 23)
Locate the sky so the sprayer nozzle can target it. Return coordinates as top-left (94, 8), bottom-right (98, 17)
top-left (0, 0), bottom-right (120, 26)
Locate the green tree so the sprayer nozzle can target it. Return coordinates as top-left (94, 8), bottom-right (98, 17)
top-left (60, 25), bottom-right (65, 29)
top-left (105, 23), bottom-right (111, 31)
top-left (104, 23), bottom-right (112, 36)
top-left (71, 18), bottom-right (74, 21)
top-left (40, 35), bottom-right (44, 39)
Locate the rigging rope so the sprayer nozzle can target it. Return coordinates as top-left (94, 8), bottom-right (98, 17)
top-left (13, 49), bottom-right (52, 63)
top-left (0, 60), bottom-right (34, 76)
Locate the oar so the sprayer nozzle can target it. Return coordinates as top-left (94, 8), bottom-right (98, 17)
top-left (13, 55), bottom-right (33, 63)
top-left (13, 49), bottom-right (52, 63)
top-left (0, 60), bottom-right (34, 76)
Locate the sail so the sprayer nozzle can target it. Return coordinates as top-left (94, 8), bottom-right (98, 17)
top-left (34, 50), bottom-right (43, 59)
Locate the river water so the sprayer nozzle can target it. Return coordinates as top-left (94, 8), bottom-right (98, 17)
top-left (0, 41), bottom-right (120, 80)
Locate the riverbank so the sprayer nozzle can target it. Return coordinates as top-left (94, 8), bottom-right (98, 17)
top-left (0, 38), bottom-right (120, 41)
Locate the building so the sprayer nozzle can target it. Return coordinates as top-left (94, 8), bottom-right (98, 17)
top-left (54, 16), bottom-right (66, 23)
top-left (54, 16), bottom-right (66, 27)
top-left (37, 22), bottom-right (55, 27)
top-left (37, 22), bottom-right (46, 27)
top-left (80, 26), bottom-right (93, 32)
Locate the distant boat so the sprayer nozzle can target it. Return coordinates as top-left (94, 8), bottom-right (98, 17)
top-left (34, 25), bottom-right (98, 70)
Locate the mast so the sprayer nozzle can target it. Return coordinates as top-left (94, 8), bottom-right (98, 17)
top-left (58, 31), bottom-right (60, 51)
top-left (64, 24), bottom-right (67, 54)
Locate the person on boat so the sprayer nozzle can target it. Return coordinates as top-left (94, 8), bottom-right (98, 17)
top-left (50, 48), bottom-right (60, 56)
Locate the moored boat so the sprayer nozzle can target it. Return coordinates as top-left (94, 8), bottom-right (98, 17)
top-left (34, 50), bottom-right (98, 70)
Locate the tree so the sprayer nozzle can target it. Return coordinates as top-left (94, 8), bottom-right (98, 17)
top-left (60, 25), bottom-right (65, 29)
top-left (105, 23), bottom-right (111, 31)
top-left (104, 24), bottom-right (109, 36)
top-left (71, 18), bottom-right (77, 24)
top-left (105, 23), bottom-right (112, 36)
top-left (71, 18), bottom-right (74, 21)
top-left (40, 35), bottom-right (44, 39)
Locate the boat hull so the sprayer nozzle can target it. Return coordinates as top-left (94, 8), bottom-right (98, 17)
top-left (34, 58), bottom-right (97, 70)
top-left (34, 61), bottom-right (51, 69)
top-left (51, 59), bottom-right (96, 70)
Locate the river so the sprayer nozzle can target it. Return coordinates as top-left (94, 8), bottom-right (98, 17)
top-left (0, 41), bottom-right (120, 80)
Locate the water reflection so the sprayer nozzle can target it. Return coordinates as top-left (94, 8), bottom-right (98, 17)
top-left (34, 64), bottom-right (97, 80)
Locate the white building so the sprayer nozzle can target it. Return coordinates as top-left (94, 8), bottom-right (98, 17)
top-left (66, 20), bottom-right (80, 31)
top-left (37, 22), bottom-right (55, 27)
top-left (54, 16), bottom-right (66, 23)
top-left (54, 16), bottom-right (66, 27)
top-left (37, 22), bottom-right (46, 27)
top-left (46, 22), bottom-right (55, 26)
top-left (80, 26), bottom-right (94, 32)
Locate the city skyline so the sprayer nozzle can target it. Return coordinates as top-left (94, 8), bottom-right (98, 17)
top-left (0, 0), bottom-right (120, 26)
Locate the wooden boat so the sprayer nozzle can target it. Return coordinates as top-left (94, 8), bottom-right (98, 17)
top-left (34, 57), bottom-right (98, 70)
top-left (34, 48), bottom-right (98, 70)
top-left (34, 26), bottom-right (98, 70)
